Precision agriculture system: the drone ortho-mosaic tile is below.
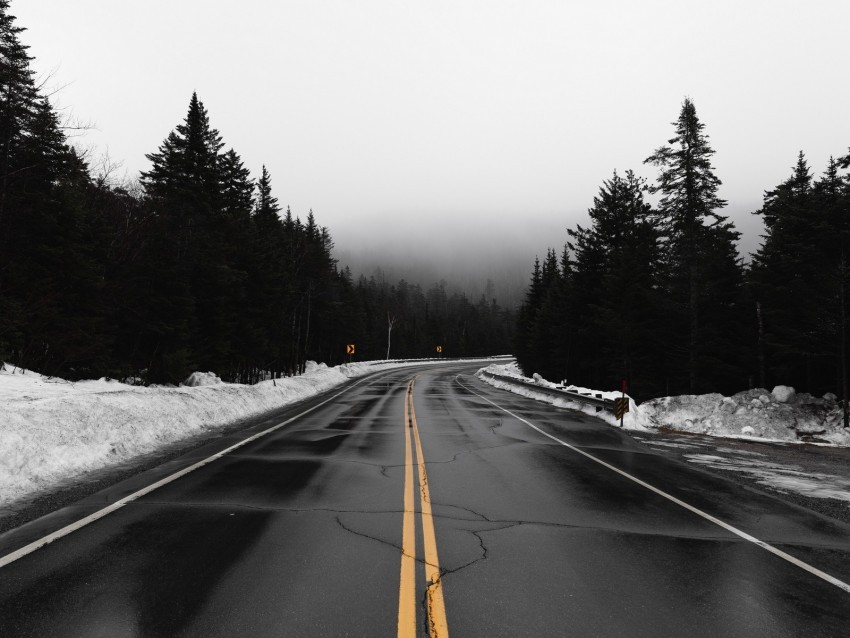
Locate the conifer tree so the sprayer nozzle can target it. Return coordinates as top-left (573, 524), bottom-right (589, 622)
top-left (0, 1), bottom-right (111, 375)
top-left (140, 93), bottom-right (231, 380)
top-left (645, 98), bottom-right (743, 393)
top-left (750, 152), bottom-right (822, 388)
top-left (255, 165), bottom-right (280, 221)
top-left (578, 171), bottom-right (663, 396)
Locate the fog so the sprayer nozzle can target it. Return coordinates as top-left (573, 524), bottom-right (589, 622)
top-left (333, 200), bottom-right (766, 308)
top-left (334, 211), bottom-right (568, 307)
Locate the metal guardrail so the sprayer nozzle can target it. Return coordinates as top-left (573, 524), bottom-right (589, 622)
top-left (379, 355), bottom-right (515, 365)
top-left (479, 370), bottom-right (616, 413)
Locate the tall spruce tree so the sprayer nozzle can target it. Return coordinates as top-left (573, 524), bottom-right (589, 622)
top-left (645, 98), bottom-right (744, 393)
top-left (140, 93), bottom-right (230, 381)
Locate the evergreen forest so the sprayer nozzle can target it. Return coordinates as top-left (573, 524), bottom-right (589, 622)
top-left (0, 3), bottom-right (513, 384)
top-left (515, 98), bottom-right (850, 414)
top-left (4, 1), bottom-right (850, 409)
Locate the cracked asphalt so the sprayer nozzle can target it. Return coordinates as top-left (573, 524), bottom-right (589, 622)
top-left (1, 362), bottom-right (849, 636)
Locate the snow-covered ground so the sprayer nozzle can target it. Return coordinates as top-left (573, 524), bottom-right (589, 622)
top-left (476, 363), bottom-right (850, 447)
top-left (0, 358), bottom-right (500, 511)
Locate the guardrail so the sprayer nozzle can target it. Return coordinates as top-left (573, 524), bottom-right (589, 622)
top-left (375, 355), bottom-right (515, 365)
top-left (479, 370), bottom-right (616, 413)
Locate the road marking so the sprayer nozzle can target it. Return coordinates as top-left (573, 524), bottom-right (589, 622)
top-left (0, 375), bottom-right (379, 571)
top-left (398, 383), bottom-right (417, 637)
top-left (409, 380), bottom-right (450, 638)
top-left (398, 379), bottom-right (450, 638)
top-left (458, 375), bottom-right (850, 595)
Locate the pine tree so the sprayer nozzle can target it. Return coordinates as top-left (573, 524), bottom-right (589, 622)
top-left (750, 152), bottom-right (822, 389)
top-left (255, 165), bottom-right (280, 221)
top-left (245, 165), bottom-right (285, 378)
top-left (585, 171), bottom-right (663, 396)
top-left (139, 93), bottom-right (229, 380)
top-left (514, 257), bottom-right (543, 373)
top-left (815, 156), bottom-right (850, 425)
top-left (219, 149), bottom-right (254, 219)
top-left (645, 98), bottom-right (743, 393)
top-left (0, 2), bottom-right (113, 376)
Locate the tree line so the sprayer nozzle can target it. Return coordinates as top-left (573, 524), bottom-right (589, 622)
top-left (516, 97), bottom-right (850, 421)
top-left (0, 2), bottom-right (513, 383)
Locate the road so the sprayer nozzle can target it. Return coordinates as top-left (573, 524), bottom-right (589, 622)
top-left (1, 362), bottom-right (849, 636)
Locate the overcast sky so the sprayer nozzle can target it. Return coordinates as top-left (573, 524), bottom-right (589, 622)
top-left (13, 0), bottom-right (850, 288)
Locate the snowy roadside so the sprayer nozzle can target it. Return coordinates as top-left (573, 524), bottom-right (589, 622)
top-left (631, 431), bottom-right (850, 523)
top-left (0, 357), bottom-right (504, 511)
top-left (476, 363), bottom-right (850, 447)
top-left (477, 363), bottom-right (850, 514)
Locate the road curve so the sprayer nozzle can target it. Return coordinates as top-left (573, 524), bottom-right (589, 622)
top-left (1, 362), bottom-right (849, 636)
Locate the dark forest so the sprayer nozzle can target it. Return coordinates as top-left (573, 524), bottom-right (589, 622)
top-left (515, 98), bottom-right (850, 413)
top-left (0, 3), bottom-right (513, 384)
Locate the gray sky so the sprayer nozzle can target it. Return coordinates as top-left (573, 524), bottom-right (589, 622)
top-left (13, 0), bottom-right (850, 296)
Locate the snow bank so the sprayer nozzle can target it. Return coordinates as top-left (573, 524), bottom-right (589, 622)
top-left (477, 364), bottom-right (850, 447)
top-left (182, 371), bottom-right (223, 387)
top-left (0, 358), bottom-right (501, 510)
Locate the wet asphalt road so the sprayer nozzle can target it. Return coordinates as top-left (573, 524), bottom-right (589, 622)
top-left (1, 362), bottom-right (849, 637)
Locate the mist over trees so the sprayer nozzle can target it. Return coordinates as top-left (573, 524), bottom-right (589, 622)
top-left (0, 3), bottom-right (513, 383)
top-left (5, 0), bottom-right (849, 403)
top-left (516, 98), bottom-right (850, 409)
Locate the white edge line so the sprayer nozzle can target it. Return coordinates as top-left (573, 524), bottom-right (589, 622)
top-left (0, 372), bottom-right (388, 570)
top-left (457, 375), bottom-right (850, 595)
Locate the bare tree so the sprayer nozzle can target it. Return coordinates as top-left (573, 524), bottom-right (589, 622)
top-left (386, 312), bottom-right (397, 360)
top-left (91, 148), bottom-right (125, 191)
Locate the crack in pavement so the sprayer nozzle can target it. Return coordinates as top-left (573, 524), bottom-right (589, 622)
top-left (438, 522), bottom-right (523, 580)
top-left (421, 441), bottom-right (524, 466)
top-left (425, 500), bottom-right (850, 551)
top-left (331, 458), bottom-right (398, 478)
top-left (136, 500), bottom-right (850, 552)
top-left (489, 418), bottom-right (504, 436)
top-left (333, 514), bottom-right (441, 574)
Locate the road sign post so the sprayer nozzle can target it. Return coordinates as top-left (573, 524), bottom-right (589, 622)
top-left (615, 379), bottom-right (629, 426)
top-left (346, 344), bottom-right (355, 362)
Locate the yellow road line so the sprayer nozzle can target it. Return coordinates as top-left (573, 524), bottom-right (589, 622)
top-left (398, 383), bottom-right (417, 637)
top-left (409, 379), bottom-right (450, 638)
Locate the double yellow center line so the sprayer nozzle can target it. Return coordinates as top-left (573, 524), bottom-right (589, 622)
top-left (398, 379), bottom-right (449, 638)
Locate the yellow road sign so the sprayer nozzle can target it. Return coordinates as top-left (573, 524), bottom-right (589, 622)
top-left (436, 345), bottom-right (442, 354)
top-left (346, 344), bottom-right (355, 355)
top-left (615, 397), bottom-right (629, 419)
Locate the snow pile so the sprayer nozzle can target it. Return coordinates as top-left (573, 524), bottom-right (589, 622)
top-left (772, 385), bottom-right (796, 403)
top-left (0, 357), bottom-right (502, 510)
top-left (182, 371), bottom-right (223, 387)
top-left (640, 388), bottom-right (850, 445)
top-left (477, 364), bottom-right (850, 446)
